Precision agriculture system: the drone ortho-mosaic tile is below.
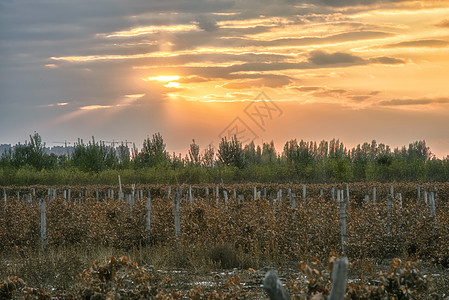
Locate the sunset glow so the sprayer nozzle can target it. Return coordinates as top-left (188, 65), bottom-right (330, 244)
top-left (1, 0), bottom-right (449, 157)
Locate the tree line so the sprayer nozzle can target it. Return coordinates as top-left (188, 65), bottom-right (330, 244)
top-left (0, 132), bottom-right (448, 184)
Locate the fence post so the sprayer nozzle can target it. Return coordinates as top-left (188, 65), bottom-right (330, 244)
top-left (263, 270), bottom-right (290, 300)
top-left (329, 257), bottom-right (348, 300)
top-left (40, 198), bottom-right (47, 248)
top-left (118, 175), bottom-right (123, 201)
top-left (215, 186), bottom-right (219, 206)
top-left (429, 192), bottom-right (436, 217)
top-left (174, 187), bottom-right (181, 238)
top-left (417, 185), bottom-right (421, 201)
top-left (387, 193), bottom-right (392, 234)
top-left (289, 188), bottom-right (296, 219)
top-left (223, 190), bottom-right (228, 207)
top-left (302, 184), bottom-right (306, 201)
top-left (3, 189), bottom-right (6, 205)
top-left (188, 185), bottom-right (193, 204)
top-left (331, 187), bottom-right (335, 200)
top-left (146, 189), bottom-right (151, 247)
top-left (338, 190), bottom-right (347, 254)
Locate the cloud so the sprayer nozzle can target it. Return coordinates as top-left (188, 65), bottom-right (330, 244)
top-left (369, 56), bottom-right (404, 64)
top-left (196, 15), bottom-right (219, 32)
top-left (382, 39), bottom-right (449, 48)
top-left (315, 0), bottom-right (408, 7)
top-left (436, 19), bottom-right (449, 27)
top-left (80, 105), bottom-right (112, 110)
top-left (222, 75), bottom-right (291, 89)
top-left (379, 97), bottom-right (449, 106)
top-left (308, 50), bottom-right (365, 66)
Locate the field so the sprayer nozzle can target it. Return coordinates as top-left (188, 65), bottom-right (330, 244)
top-left (1, 182), bottom-right (449, 298)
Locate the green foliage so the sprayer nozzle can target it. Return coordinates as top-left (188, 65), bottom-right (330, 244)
top-left (217, 136), bottom-right (245, 168)
top-left (135, 132), bottom-right (168, 168)
top-left (1, 133), bottom-right (449, 184)
top-left (71, 137), bottom-right (118, 172)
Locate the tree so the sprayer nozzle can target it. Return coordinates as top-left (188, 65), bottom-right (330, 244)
top-left (188, 139), bottom-right (201, 166)
top-left (217, 135), bottom-right (244, 168)
top-left (201, 144), bottom-right (215, 167)
top-left (137, 132), bottom-right (168, 167)
top-left (71, 137), bottom-right (118, 172)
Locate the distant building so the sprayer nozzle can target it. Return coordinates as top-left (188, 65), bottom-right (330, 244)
top-left (44, 146), bottom-right (74, 156)
top-left (0, 144), bottom-right (12, 156)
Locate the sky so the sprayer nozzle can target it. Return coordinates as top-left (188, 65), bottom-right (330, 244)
top-left (1, 0), bottom-right (449, 158)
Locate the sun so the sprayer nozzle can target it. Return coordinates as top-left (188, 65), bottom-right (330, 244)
top-left (164, 82), bottom-right (180, 88)
top-left (147, 75), bottom-right (180, 82)
top-left (145, 75), bottom-right (180, 88)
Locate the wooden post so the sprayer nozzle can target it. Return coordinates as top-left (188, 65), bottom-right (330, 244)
top-left (263, 270), bottom-right (290, 300)
top-left (331, 187), bottom-right (335, 200)
top-left (417, 185), bottom-right (421, 201)
top-left (372, 186), bottom-right (376, 205)
top-left (17, 191), bottom-right (20, 202)
top-left (329, 257), bottom-right (348, 300)
top-left (387, 193), bottom-right (392, 234)
top-left (68, 189), bottom-right (71, 202)
top-left (205, 186), bottom-right (209, 195)
top-left (254, 186), bottom-right (257, 201)
top-left (188, 185), bottom-right (193, 204)
top-left (338, 190), bottom-right (347, 254)
top-left (167, 186), bottom-right (172, 200)
top-left (238, 194), bottom-right (243, 205)
top-left (390, 185), bottom-right (394, 198)
top-left (3, 189), bottom-right (6, 205)
top-left (223, 190), bottom-right (228, 206)
top-left (290, 189), bottom-right (296, 219)
top-left (174, 187), bottom-right (181, 237)
top-left (429, 192), bottom-right (436, 217)
top-left (398, 193), bottom-right (402, 209)
top-left (40, 198), bottom-right (47, 248)
top-left (118, 175), bottom-right (123, 201)
top-left (424, 191), bottom-right (428, 205)
top-left (215, 186), bottom-right (219, 206)
top-left (146, 189), bottom-right (151, 247)
top-left (234, 188), bottom-right (237, 199)
top-left (302, 184), bottom-right (306, 201)
top-left (278, 189), bottom-right (282, 202)
top-left (320, 188), bottom-right (324, 196)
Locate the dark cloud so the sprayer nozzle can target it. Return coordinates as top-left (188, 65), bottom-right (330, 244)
top-left (308, 50), bottom-right (364, 66)
top-left (382, 39), bottom-right (449, 48)
top-left (379, 97), bottom-right (449, 106)
top-left (350, 95), bottom-right (371, 102)
top-left (369, 56), bottom-right (404, 64)
top-left (436, 19), bottom-right (449, 28)
top-left (196, 15), bottom-right (219, 32)
top-left (147, 50), bottom-right (405, 81)
top-left (222, 75), bottom-right (291, 89)
top-left (314, 0), bottom-right (407, 7)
